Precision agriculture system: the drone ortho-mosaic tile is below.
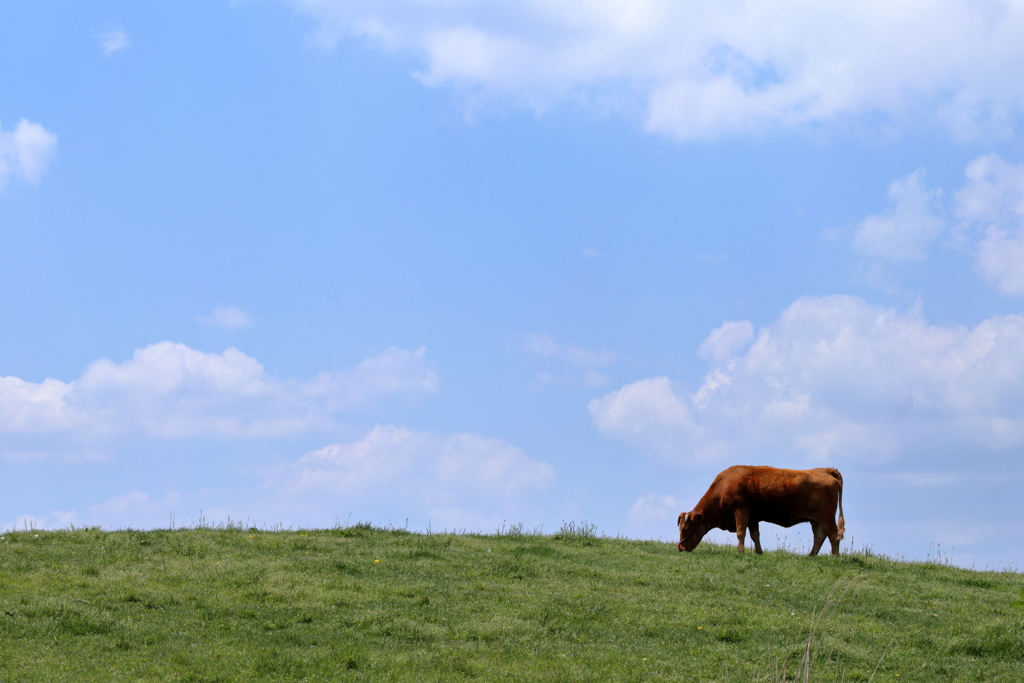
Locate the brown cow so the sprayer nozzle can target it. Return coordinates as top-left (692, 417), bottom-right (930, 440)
top-left (676, 465), bottom-right (845, 556)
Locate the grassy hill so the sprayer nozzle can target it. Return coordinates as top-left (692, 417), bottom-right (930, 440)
top-left (1, 523), bottom-right (1022, 682)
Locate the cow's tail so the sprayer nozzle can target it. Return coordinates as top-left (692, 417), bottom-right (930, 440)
top-left (830, 468), bottom-right (846, 541)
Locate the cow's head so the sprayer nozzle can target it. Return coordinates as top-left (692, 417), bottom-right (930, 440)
top-left (677, 511), bottom-right (705, 552)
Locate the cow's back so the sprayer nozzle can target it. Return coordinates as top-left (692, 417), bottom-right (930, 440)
top-left (717, 466), bottom-right (841, 528)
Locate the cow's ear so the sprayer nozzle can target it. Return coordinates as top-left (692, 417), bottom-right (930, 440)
top-left (692, 513), bottom-right (703, 524)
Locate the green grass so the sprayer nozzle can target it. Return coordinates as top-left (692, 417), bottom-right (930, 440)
top-left (1, 523), bottom-right (1022, 681)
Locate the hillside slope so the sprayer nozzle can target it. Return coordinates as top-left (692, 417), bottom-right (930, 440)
top-left (1, 525), bottom-right (1022, 681)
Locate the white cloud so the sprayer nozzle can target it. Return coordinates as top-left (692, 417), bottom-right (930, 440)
top-left (0, 342), bottom-right (437, 439)
top-left (853, 170), bottom-right (944, 261)
top-left (197, 306), bottom-right (254, 330)
top-left (271, 424), bottom-right (555, 529)
top-left (0, 119), bottom-right (58, 186)
top-left (97, 26), bottom-right (130, 55)
top-left (590, 295), bottom-right (1024, 464)
top-left (955, 154), bottom-right (1024, 295)
top-left (589, 376), bottom-right (697, 456)
top-left (0, 375), bottom-right (77, 433)
top-left (293, 0), bottom-right (1024, 139)
top-left (627, 493), bottom-right (679, 525)
top-left (290, 425), bottom-right (553, 498)
top-left (697, 320), bottom-right (754, 364)
top-left (852, 155), bottom-right (1024, 295)
top-left (522, 333), bottom-right (615, 366)
top-left (304, 346), bottom-right (439, 411)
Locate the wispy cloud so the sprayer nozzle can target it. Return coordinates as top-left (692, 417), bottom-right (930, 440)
top-left (97, 24), bottom-right (130, 55)
top-left (197, 306), bottom-right (254, 330)
top-left (522, 333), bottom-right (615, 367)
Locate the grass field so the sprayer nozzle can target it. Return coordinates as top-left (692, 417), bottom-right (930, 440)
top-left (1, 522), bottom-right (1022, 682)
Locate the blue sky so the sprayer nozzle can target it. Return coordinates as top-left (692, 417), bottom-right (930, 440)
top-left (3, 1), bottom-right (1024, 569)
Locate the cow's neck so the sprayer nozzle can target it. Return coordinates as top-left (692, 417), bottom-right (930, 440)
top-left (694, 491), bottom-right (727, 532)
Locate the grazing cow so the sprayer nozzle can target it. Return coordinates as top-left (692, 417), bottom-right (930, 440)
top-left (676, 466), bottom-right (845, 556)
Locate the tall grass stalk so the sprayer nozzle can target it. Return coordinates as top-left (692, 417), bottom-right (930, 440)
top-left (762, 575), bottom-right (872, 682)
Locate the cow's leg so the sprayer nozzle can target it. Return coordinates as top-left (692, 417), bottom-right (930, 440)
top-left (749, 520), bottom-right (763, 555)
top-left (808, 521), bottom-right (827, 556)
top-left (826, 521), bottom-right (841, 556)
top-left (828, 531), bottom-right (841, 556)
top-left (734, 508), bottom-right (750, 554)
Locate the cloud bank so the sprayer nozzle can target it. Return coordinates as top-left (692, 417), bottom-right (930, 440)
top-left (269, 424), bottom-right (555, 529)
top-left (0, 343), bottom-right (437, 439)
top-left (590, 295), bottom-right (1024, 465)
top-left (0, 119), bottom-right (58, 186)
top-left (294, 0), bottom-right (1024, 139)
top-left (21, 425), bottom-right (555, 532)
